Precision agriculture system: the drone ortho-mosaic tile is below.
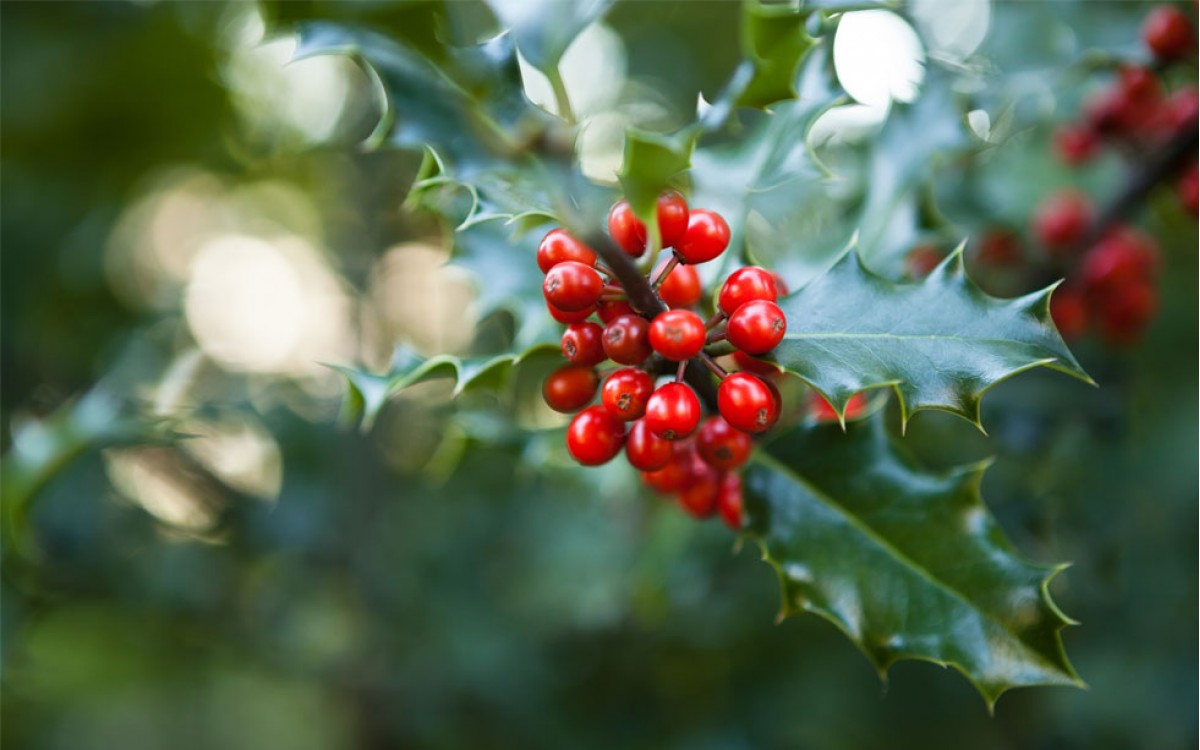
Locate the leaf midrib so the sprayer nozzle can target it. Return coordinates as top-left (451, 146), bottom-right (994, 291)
top-left (752, 451), bottom-right (1069, 676)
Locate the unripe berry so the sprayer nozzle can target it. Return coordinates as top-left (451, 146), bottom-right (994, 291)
top-left (601, 367), bottom-right (655, 421)
top-left (542, 365), bottom-right (599, 413)
top-left (726, 299), bottom-right (787, 355)
top-left (566, 405), bottom-right (625, 465)
top-left (537, 229), bottom-right (596, 273)
top-left (544, 260), bottom-right (603, 311)
top-left (719, 267), bottom-right (778, 315)
top-left (1143, 5), bottom-right (1195, 61)
top-left (1033, 190), bottom-right (1093, 252)
top-left (561, 322), bottom-right (606, 366)
top-left (718, 373), bottom-right (779, 433)
top-left (602, 314), bottom-right (653, 365)
top-left (649, 309), bottom-right (707, 361)
top-left (695, 416), bottom-right (753, 470)
top-left (674, 209), bottom-right (730, 264)
top-left (625, 419), bottom-right (673, 471)
top-left (644, 382), bottom-right (702, 440)
top-left (657, 262), bottom-right (702, 308)
top-left (717, 472), bottom-right (744, 531)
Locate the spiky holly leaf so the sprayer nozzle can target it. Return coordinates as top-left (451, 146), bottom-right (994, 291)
top-left (617, 127), bottom-right (696, 226)
top-left (769, 247), bottom-right (1091, 428)
top-left (745, 416), bottom-right (1083, 709)
top-left (735, 0), bottom-right (815, 109)
top-left (484, 0), bottom-right (614, 73)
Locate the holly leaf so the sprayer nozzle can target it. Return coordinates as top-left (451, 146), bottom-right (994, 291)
top-left (745, 415), bottom-right (1083, 709)
top-left (735, 0), bottom-right (815, 109)
top-left (617, 127), bottom-right (696, 221)
top-left (769, 246), bottom-right (1092, 429)
top-left (484, 0), bottom-right (614, 73)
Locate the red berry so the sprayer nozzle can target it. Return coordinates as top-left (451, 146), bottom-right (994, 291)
top-left (732, 350), bottom-right (783, 377)
top-left (726, 299), bottom-right (787, 355)
top-left (717, 473), bottom-right (744, 531)
top-left (1144, 5), bottom-right (1195, 61)
top-left (674, 209), bottom-right (730, 264)
top-left (905, 245), bottom-right (943, 278)
top-left (657, 262), bottom-right (702, 308)
top-left (644, 382), bottom-right (702, 440)
top-left (1096, 278), bottom-right (1159, 346)
top-left (548, 302), bottom-right (596, 324)
top-left (719, 267), bottom-right (778, 315)
top-left (625, 418), bottom-right (673, 471)
top-left (565, 405), bottom-right (625, 465)
top-left (1033, 190), bottom-right (1093, 252)
top-left (597, 298), bottom-right (636, 323)
top-left (772, 272), bottom-right (789, 296)
top-left (1179, 164), bottom-right (1199, 216)
top-left (1166, 87), bottom-right (1199, 133)
top-left (608, 200), bottom-right (646, 257)
top-left (718, 373), bottom-right (779, 434)
top-left (1080, 227), bottom-right (1160, 297)
top-left (601, 367), bottom-right (655, 421)
top-left (649, 309), bottom-right (707, 361)
top-left (809, 391), bottom-right (868, 422)
top-left (977, 228), bottom-right (1022, 266)
top-left (544, 260), bottom-right (604, 311)
top-left (542, 365), bottom-right (599, 413)
top-left (1050, 285), bottom-right (1089, 341)
top-left (561, 322), bottom-right (606, 366)
top-left (537, 229), bottom-right (596, 273)
top-left (696, 416), bottom-right (753, 470)
top-left (657, 191), bottom-right (690, 248)
top-left (1054, 124), bottom-right (1100, 166)
top-left (676, 463), bottom-right (720, 519)
top-left (602, 314), bottom-right (653, 365)
top-left (640, 442), bottom-right (698, 492)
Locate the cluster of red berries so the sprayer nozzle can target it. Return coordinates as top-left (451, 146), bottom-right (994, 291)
top-left (538, 192), bottom-right (790, 530)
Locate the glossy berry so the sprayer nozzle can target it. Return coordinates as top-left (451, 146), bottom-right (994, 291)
top-left (561, 322), bottom-right (606, 366)
top-left (548, 302), bottom-right (595, 324)
top-left (695, 416), bottom-right (753, 470)
top-left (1050, 286), bottom-right (1089, 341)
top-left (607, 192), bottom-right (691, 257)
top-left (644, 382), bottom-right (702, 440)
top-left (726, 299), bottom-right (787, 355)
top-left (1033, 190), bottom-right (1093, 251)
top-left (596, 298), bottom-right (636, 323)
top-left (537, 229), bottom-right (596, 273)
top-left (625, 419), bottom-right (673, 471)
top-left (1096, 278), bottom-right (1158, 346)
top-left (676, 463), bottom-right (719, 519)
top-left (905, 245), bottom-right (943, 278)
top-left (718, 372), bottom-right (779, 434)
top-left (601, 367), bottom-right (655, 421)
top-left (544, 260), bottom-right (603, 311)
top-left (649, 309), bottom-right (707, 361)
top-left (1143, 5), bottom-right (1195, 61)
top-left (809, 392), bottom-right (868, 422)
top-left (674, 209), bottom-right (730, 264)
top-left (716, 472), bottom-right (744, 531)
top-left (719, 267), bottom-right (778, 315)
top-left (657, 262), bottom-right (702, 308)
top-left (542, 365), bottom-right (599, 413)
top-left (602, 314), bottom-right (653, 365)
top-left (1054, 124), bottom-right (1100, 166)
top-left (566, 405), bottom-right (625, 465)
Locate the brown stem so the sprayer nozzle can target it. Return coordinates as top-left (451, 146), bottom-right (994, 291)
top-left (581, 231), bottom-right (720, 410)
top-left (675, 360), bottom-right (687, 382)
top-left (699, 352), bottom-right (728, 379)
top-left (704, 311), bottom-right (727, 329)
top-left (651, 254), bottom-right (680, 290)
top-left (706, 331), bottom-right (727, 344)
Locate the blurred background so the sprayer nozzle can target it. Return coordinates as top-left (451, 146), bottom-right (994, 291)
top-left (2, 1), bottom-right (1196, 748)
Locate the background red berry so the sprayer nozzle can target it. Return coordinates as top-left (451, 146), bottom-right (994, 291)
top-left (717, 473), bottom-right (744, 531)
top-left (695, 416), bottom-right (752, 470)
top-left (625, 419), bottom-right (673, 471)
top-left (1033, 190), bottom-right (1093, 251)
top-left (1143, 4), bottom-right (1196, 61)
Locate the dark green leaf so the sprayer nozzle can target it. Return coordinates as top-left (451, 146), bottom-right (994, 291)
top-left (484, 0), bottom-right (614, 73)
top-left (736, 0), bottom-right (815, 109)
top-left (745, 416), bottom-right (1083, 709)
top-left (617, 127), bottom-right (696, 222)
top-left (770, 247), bottom-right (1092, 429)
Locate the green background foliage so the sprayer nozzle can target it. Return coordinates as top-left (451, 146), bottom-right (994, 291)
top-left (2, 1), bottom-right (1196, 748)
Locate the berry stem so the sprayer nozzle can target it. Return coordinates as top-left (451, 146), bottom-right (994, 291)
top-left (651, 254), bottom-right (680, 290)
top-left (704, 311), bottom-right (726, 330)
top-left (698, 352), bottom-right (728, 380)
top-left (706, 331), bottom-right (727, 344)
top-left (676, 360), bottom-right (687, 382)
top-left (581, 229), bottom-right (720, 411)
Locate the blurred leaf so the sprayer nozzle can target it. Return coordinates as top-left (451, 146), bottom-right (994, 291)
top-left (617, 128), bottom-right (696, 220)
top-left (746, 415), bottom-right (1083, 709)
top-left (736, 0), bottom-right (815, 109)
top-left (484, 0), bottom-right (614, 73)
top-left (768, 248), bottom-right (1092, 429)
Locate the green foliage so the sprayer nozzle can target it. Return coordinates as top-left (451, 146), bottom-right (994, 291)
top-left (770, 248), bottom-right (1092, 427)
top-left (747, 416), bottom-right (1082, 708)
